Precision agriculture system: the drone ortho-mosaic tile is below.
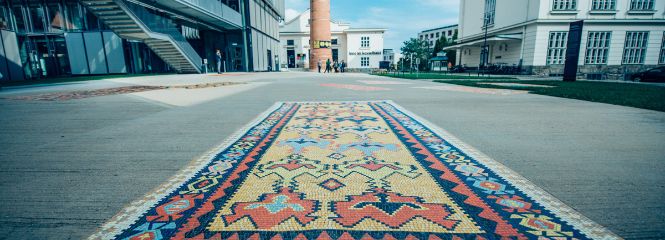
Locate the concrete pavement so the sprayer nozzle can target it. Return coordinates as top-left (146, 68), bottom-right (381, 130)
top-left (0, 72), bottom-right (663, 239)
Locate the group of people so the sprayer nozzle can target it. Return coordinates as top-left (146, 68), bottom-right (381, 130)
top-left (317, 59), bottom-right (346, 73)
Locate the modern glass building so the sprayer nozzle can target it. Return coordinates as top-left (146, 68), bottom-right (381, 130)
top-left (0, 0), bottom-right (284, 81)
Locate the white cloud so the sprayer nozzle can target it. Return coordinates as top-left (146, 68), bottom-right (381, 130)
top-left (418, 0), bottom-right (460, 10)
top-left (285, 0), bottom-right (308, 10)
top-left (285, 8), bottom-right (301, 22)
top-left (341, 8), bottom-right (457, 55)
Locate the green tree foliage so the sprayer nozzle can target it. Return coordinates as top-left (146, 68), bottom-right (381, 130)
top-left (431, 30), bottom-right (458, 66)
top-left (400, 38), bottom-right (431, 71)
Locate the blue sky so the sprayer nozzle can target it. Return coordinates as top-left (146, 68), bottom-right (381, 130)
top-left (284, 0), bottom-right (460, 55)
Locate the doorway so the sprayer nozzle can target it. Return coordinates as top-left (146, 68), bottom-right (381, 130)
top-left (18, 35), bottom-right (70, 79)
top-left (332, 49), bottom-right (338, 62)
top-left (230, 46), bottom-right (243, 71)
top-left (287, 49), bottom-right (295, 68)
top-left (267, 49), bottom-right (272, 71)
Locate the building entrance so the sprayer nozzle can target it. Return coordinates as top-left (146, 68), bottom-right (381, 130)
top-left (230, 46), bottom-right (243, 71)
top-left (267, 49), bottom-right (272, 71)
top-left (332, 49), bottom-right (338, 62)
top-left (287, 49), bottom-right (295, 68)
top-left (18, 34), bottom-right (70, 79)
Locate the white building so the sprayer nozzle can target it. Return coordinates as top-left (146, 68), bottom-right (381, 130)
top-left (419, 25), bottom-right (459, 48)
top-left (279, 9), bottom-right (385, 70)
top-left (448, 0), bottom-right (665, 79)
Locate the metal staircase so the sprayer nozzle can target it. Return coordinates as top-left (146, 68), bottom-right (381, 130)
top-left (80, 0), bottom-right (202, 73)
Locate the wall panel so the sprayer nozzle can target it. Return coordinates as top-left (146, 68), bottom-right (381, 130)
top-left (65, 32), bottom-right (90, 75)
top-left (103, 32), bottom-right (127, 74)
top-left (1, 30), bottom-right (24, 80)
top-left (84, 32), bottom-right (108, 74)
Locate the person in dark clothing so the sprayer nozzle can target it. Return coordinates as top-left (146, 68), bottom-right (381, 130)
top-left (215, 49), bottom-right (222, 74)
top-left (333, 61), bottom-right (339, 73)
top-left (340, 60), bottom-right (346, 73)
top-left (325, 59), bottom-right (332, 73)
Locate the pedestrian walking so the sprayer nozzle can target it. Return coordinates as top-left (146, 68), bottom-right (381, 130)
top-left (341, 60), bottom-right (346, 73)
top-left (317, 60), bottom-right (322, 73)
top-left (215, 49), bottom-right (222, 74)
top-left (325, 59), bottom-right (331, 73)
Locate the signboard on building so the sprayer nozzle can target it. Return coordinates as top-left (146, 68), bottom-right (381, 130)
top-left (349, 51), bottom-right (382, 55)
top-left (311, 40), bottom-right (331, 49)
top-left (563, 20), bottom-right (583, 82)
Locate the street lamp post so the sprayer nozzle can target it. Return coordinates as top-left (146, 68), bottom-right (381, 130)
top-left (480, 14), bottom-right (489, 77)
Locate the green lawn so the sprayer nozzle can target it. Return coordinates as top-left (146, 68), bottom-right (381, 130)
top-left (0, 73), bottom-right (168, 88)
top-left (435, 80), bottom-right (665, 112)
top-left (374, 72), bottom-right (517, 80)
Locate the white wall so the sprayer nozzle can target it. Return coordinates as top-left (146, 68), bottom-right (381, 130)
top-left (279, 10), bottom-right (385, 69)
top-left (537, 0), bottom-right (665, 20)
top-left (531, 24), bottom-right (665, 66)
top-left (345, 32), bottom-right (384, 68)
top-left (418, 26), bottom-right (458, 47)
top-left (460, 0), bottom-right (539, 40)
top-left (457, 0), bottom-right (665, 68)
top-left (249, 0), bottom-right (282, 71)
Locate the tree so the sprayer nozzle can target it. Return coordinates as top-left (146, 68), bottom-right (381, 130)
top-left (431, 30), bottom-right (459, 66)
top-left (446, 30), bottom-right (458, 65)
top-left (400, 38), bottom-right (431, 71)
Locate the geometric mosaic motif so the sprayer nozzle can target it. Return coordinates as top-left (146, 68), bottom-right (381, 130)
top-left (91, 101), bottom-right (618, 240)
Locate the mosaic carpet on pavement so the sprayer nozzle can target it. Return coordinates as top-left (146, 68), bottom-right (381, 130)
top-left (92, 101), bottom-right (617, 240)
top-left (5, 82), bottom-right (244, 101)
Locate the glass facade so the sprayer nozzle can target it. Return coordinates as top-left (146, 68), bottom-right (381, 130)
top-left (0, 0), bottom-right (171, 80)
top-left (0, 0), bottom-right (282, 80)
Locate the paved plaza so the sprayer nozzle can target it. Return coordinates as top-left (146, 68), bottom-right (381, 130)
top-left (0, 72), bottom-right (664, 239)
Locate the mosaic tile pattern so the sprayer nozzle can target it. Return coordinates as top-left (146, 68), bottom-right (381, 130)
top-left (357, 80), bottom-right (413, 85)
top-left (89, 101), bottom-right (619, 240)
top-left (5, 82), bottom-right (244, 101)
top-left (320, 83), bottom-right (391, 91)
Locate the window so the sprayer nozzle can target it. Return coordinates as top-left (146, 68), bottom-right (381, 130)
top-left (0, 4), bottom-right (10, 31)
top-left (552, 0), bottom-right (577, 10)
top-left (420, 35), bottom-right (423, 40)
top-left (629, 0), bottom-right (654, 10)
top-left (361, 57), bottom-right (369, 67)
top-left (28, 2), bottom-right (46, 32)
top-left (430, 33), bottom-right (433, 38)
top-left (585, 31), bottom-right (611, 64)
top-left (360, 36), bottom-right (369, 48)
top-left (448, 30), bottom-right (452, 36)
top-left (591, 0), bottom-right (615, 10)
top-left (65, 2), bottom-right (84, 31)
top-left (85, 7), bottom-right (100, 30)
top-left (331, 38), bottom-right (338, 45)
top-left (658, 32), bottom-right (665, 64)
top-left (547, 32), bottom-right (568, 65)
top-left (622, 31), bottom-right (649, 64)
top-left (484, 0), bottom-right (496, 27)
top-left (436, 32), bottom-right (440, 38)
top-left (11, 5), bottom-right (26, 32)
top-left (46, 2), bottom-right (63, 32)
top-left (286, 39), bottom-right (294, 45)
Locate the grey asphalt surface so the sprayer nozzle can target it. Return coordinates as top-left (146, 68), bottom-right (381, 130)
top-left (0, 72), bottom-right (664, 239)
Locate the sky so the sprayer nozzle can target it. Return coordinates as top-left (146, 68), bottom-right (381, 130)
top-left (283, 0), bottom-right (460, 56)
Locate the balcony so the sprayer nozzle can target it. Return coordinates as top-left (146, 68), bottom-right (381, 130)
top-left (137, 0), bottom-right (243, 30)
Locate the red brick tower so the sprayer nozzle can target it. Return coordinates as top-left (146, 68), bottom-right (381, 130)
top-left (309, 0), bottom-right (332, 71)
